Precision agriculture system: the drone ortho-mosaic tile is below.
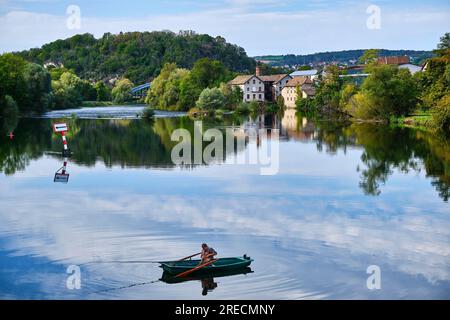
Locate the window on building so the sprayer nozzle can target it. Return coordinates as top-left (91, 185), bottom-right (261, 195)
top-left (247, 87), bottom-right (249, 92)
top-left (253, 79), bottom-right (256, 84)
top-left (253, 94), bottom-right (256, 99)
top-left (247, 94), bottom-right (250, 99)
top-left (259, 94), bottom-right (262, 99)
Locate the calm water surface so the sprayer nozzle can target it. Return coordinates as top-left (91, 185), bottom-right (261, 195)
top-left (0, 107), bottom-right (449, 299)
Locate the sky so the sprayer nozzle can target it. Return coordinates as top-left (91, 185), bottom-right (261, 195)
top-left (0, 0), bottom-right (449, 56)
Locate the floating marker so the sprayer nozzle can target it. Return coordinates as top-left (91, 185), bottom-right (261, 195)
top-left (52, 122), bottom-right (71, 157)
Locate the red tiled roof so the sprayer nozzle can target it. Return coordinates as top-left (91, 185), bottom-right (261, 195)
top-left (377, 56), bottom-right (410, 65)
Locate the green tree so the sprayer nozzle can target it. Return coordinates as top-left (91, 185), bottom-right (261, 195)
top-left (432, 93), bottom-right (450, 133)
top-left (52, 71), bottom-right (84, 109)
top-left (145, 63), bottom-right (189, 110)
top-left (347, 65), bottom-right (418, 120)
top-left (0, 53), bottom-right (26, 110)
top-left (436, 33), bottom-right (450, 52)
top-left (196, 87), bottom-right (226, 110)
top-left (359, 49), bottom-right (379, 66)
top-left (111, 78), bottom-right (134, 103)
top-left (22, 63), bottom-right (53, 114)
top-left (219, 82), bottom-right (242, 110)
top-left (94, 81), bottom-right (111, 101)
top-left (314, 65), bottom-right (343, 114)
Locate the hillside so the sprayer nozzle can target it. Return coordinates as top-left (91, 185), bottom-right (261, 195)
top-left (17, 31), bottom-right (256, 85)
top-left (254, 49), bottom-right (434, 67)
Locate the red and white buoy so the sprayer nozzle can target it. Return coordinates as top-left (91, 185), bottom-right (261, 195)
top-left (52, 122), bottom-right (71, 157)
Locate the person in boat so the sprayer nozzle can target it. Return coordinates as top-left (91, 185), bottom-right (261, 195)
top-left (200, 243), bottom-right (217, 264)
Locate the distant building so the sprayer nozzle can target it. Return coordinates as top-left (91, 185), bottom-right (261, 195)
top-left (281, 77), bottom-right (315, 108)
top-left (290, 69), bottom-right (319, 81)
top-left (228, 75), bottom-right (265, 102)
top-left (258, 72), bottom-right (292, 101)
top-left (377, 56), bottom-right (410, 65)
top-left (398, 63), bottom-right (422, 74)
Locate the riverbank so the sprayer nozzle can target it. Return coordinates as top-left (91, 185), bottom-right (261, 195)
top-left (82, 101), bottom-right (143, 108)
top-left (394, 111), bottom-right (435, 132)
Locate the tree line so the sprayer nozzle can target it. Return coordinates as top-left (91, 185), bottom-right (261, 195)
top-left (17, 31), bottom-right (256, 85)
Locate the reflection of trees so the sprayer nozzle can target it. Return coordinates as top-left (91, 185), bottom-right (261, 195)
top-left (309, 121), bottom-right (449, 201)
top-left (0, 118), bottom-right (52, 175)
top-left (0, 116), bottom-right (252, 174)
top-left (2, 116), bottom-right (449, 201)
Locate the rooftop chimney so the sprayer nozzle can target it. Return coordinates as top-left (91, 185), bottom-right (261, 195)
top-left (256, 66), bottom-right (261, 77)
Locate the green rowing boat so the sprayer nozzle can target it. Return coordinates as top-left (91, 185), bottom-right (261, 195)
top-left (159, 255), bottom-right (253, 275)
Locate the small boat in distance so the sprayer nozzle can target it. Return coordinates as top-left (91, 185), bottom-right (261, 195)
top-left (159, 255), bottom-right (253, 276)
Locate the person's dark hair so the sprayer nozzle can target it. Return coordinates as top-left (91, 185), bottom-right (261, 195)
top-left (201, 243), bottom-right (208, 248)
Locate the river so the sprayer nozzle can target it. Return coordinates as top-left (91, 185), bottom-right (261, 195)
top-left (0, 107), bottom-right (449, 299)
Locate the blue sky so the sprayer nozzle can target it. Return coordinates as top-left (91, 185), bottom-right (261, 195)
top-left (0, 0), bottom-right (449, 55)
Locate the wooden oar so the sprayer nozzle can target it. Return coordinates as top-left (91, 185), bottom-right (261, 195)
top-left (178, 252), bottom-right (202, 261)
top-left (175, 259), bottom-right (218, 278)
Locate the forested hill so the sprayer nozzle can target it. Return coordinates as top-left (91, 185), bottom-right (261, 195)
top-left (16, 31), bottom-right (256, 84)
top-left (255, 49), bottom-right (434, 67)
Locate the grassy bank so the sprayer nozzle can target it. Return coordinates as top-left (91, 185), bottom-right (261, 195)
top-left (394, 111), bottom-right (434, 132)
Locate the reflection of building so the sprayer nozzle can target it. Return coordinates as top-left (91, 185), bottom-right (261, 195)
top-left (281, 77), bottom-right (315, 108)
top-left (281, 110), bottom-right (316, 141)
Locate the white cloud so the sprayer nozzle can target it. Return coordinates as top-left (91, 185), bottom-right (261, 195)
top-left (1, 4), bottom-right (449, 54)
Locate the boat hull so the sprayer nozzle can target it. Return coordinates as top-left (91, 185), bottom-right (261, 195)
top-left (159, 256), bottom-right (253, 275)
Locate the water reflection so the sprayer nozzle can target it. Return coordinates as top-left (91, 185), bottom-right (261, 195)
top-left (0, 112), bottom-right (449, 299)
top-left (54, 158), bottom-right (70, 183)
top-left (1, 114), bottom-right (448, 201)
top-left (160, 267), bottom-right (253, 296)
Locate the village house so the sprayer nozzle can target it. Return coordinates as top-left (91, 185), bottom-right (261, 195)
top-left (228, 74), bottom-right (265, 102)
top-left (228, 66), bottom-right (292, 102)
top-left (281, 77), bottom-right (315, 108)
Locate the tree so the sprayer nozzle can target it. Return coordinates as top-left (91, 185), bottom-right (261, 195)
top-left (432, 93), bottom-right (450, 133)
top-left (145, 63), bottom-right (189, 110)
top-left (178, 58), bottom-right (233, 110)
top-left (314, 65), bottom-right (343, 114)
top-left (346, 65), bottom-right (418, 120)
top-left (52, 71), bottom-right (84, 109)
top-left (111, 78), bottom-right (134, 103)
top-left (94, 81), bottom-right (111, 101)
top-left (359, 49), bottom-right (379, 65)
top-left (81, 80), bottom-right (97, 101)
top-left (436, 33), bottom-right (450, 51)
top-left (196, 87), bottom-right (226, 110)
top-left (22, 63), bottom-right (53, 114)
top-left (0, 53), bottom-right (26, 110)
top-left (219, 82), bottom-right (242, 110)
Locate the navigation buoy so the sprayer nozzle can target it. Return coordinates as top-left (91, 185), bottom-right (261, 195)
top-left (52, 122), bottom-right (71, 157)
